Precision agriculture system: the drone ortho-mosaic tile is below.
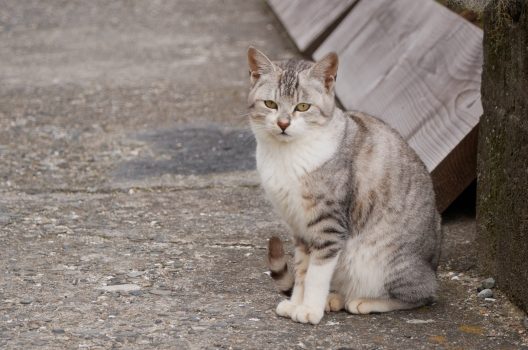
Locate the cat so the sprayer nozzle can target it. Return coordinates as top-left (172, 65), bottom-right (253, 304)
top-left (246, 47), bottom-right (442, 325)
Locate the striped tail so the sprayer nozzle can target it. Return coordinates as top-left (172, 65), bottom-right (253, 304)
top-left (267, 236), bottom-right (294, 297)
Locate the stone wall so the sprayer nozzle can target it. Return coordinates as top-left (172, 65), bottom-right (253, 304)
top-left (477, 0), bottom-right (528, 312)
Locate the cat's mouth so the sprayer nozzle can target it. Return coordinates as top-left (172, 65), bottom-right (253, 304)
top-left (279, 131), bottom-right (290, 137)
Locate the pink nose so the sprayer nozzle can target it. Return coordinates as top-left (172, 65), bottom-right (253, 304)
top-left (277, 119), bottom-right (290, 131)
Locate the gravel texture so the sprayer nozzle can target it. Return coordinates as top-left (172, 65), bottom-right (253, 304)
top-left (1, 1), bottom-right (527, 349)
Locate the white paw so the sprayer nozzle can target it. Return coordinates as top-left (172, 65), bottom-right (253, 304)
top-left (291, 304), bottom-right (324, 325)
top-left (276, 300), bottom-right (298, 318)
top-left (346, 299), bottom-right (367, 314)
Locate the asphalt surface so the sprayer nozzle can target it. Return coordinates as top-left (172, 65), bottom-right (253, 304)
top-left (0, 1), bottom-right (527, 349)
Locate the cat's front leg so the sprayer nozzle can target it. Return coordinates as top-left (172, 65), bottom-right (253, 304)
top-left (276, 243), bottom-right (309, 318)
top-left (291, 244), bottom-right (341, 325)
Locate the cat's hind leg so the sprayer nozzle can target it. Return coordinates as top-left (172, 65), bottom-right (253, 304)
top-left (325, 292), bottom-right (344, 312)
top-left (345, 263), bottom-right (437, 314)
top-left (345, 298), bottom-right (418, 314)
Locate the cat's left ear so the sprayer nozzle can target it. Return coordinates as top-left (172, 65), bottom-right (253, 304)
top-left (309, 52), bottom-right (338, 92)
top-left (247, 46), bottom-right (278, 85)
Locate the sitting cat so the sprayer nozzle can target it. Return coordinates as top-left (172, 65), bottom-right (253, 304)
top-left (247, 47), bottom-right (442, 325)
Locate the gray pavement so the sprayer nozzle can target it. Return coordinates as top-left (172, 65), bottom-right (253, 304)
top-left (0, 1), bottom-right (527, 349)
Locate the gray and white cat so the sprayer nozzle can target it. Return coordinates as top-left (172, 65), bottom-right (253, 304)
top-left (246, 47), bottom-right (442, 325)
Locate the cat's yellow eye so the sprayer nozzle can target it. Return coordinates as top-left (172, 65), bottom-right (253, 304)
top-left (295, 103), bottom-right (311, 112)
top-left (264, 100), bottom-right (278, 109)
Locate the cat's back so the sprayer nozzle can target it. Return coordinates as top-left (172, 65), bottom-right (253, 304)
top-left (337, 110), bottom-right (439, 236)
top-left (343, 110), bottom-right (431, 187)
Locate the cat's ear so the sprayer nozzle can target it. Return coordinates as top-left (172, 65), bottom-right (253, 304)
top-left (310, 52), bottom-right (339, 92)
top-left (247, 46), bottom-right (278, 85)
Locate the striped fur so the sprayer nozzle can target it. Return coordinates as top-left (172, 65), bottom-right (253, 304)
top-left (248, 47), bottom-right (442, 325)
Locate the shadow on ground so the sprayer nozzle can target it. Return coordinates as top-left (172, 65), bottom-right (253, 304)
top-left (114, 125), bottom-right (256, 179)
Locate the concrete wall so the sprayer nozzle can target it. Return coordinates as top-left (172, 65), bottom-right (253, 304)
top-left (477, 0), bottom-right (528, 312)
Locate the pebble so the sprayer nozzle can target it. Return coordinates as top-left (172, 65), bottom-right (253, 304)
top-left (149, 289), bottom-right (172, 296)
top-left (20, 299), bottom-right (33, 305)
top-left (523, 316), bottom-right (528, 330)
top-left (99, 284), bottom-right (140, 292)
top-left (52, 328), bottom-right (65, 334)
top-left (406, 319), bottom-right (435, 324)
top-left (478, 289), bottom-right (493, 298)
top-left (481, 277), bottom-right (496, 289)
top-left (107, 277), bottom-right (127, 286)
top-left (27, 321), bottom-right (40, 330)
top-left (127, 271), bottom-right (145, 278)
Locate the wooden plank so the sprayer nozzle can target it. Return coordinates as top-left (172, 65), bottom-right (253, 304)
top-left (267, 0), bottom-right (358, 52)
top-left (431, 125), bottom-right (478, 212)
top-left (314, 0), bottom-right (483, 210)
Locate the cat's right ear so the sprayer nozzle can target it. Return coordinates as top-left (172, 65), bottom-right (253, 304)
top-left (247, 46), bottom-right (277, 85)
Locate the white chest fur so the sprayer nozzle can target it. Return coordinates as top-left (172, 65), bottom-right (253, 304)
top-left (255, 122), bottom-right (344, 234)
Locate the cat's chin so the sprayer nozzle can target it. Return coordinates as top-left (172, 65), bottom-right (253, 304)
top-left (272, 132), bottom-right (295, 143)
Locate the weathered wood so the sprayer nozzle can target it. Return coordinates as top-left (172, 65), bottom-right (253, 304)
top-left (267, 0), bottom-right (358, 52)
top-left (315, 0), bottom-right (483, 210)
top-left (477, 0), bottom-right (528, 313)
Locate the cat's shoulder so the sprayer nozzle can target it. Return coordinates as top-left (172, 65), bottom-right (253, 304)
top-left (345, 110), bottom-right (387, 129)
top-left (344, 110), bottom-right (404, 141)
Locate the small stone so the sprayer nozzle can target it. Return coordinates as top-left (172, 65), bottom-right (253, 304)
top-left (20, 299), bottom-right (33, 305)
top-left (52, 328), bottom-right (65, 334)
top-left (107, 277), bottom-right (127, 286)
top-left (478, 289), bottom-right (493, 298)
top-left (406, 319), bottom-right (435, 324)
top-left (128, 290), bottom-right (142, 296)
top-left (523, 316), bottom-right (528, 329)
top-left (28, 321), bottom-right (40, 330)
top-left (481, 277), bottom-right (496, 289)
top-left (126, 271), bottom-right (145, 278)
top-left (213, 322), bottom-right (228, 329)
top-left (149, 289), bottom-right (172, 296)
top-left (99, 284), bottom-right (140, 293)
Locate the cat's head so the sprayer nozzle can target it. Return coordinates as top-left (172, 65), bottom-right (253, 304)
top-left (246, 47), bottom-right (338, 143)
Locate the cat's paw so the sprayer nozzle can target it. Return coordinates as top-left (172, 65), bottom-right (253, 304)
top-left (346, 299), bottom-right (370, 314)
top-left (325, 293), bottom-right (344, 312)
top-left (276, 300), bottom-right (298, 318)
top-left (291, 304), bottom-right (324, 325)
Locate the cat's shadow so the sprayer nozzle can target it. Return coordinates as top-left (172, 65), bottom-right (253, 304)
top-left (113, 124), bottom-right (256, 180)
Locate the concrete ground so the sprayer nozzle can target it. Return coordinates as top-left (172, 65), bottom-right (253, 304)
top-left (0, 1), bottom-right (526, 349)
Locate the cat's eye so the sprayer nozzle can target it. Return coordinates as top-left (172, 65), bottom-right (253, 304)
top-left (295, 103), bottom-right (311, 112)
top-left (264, 100), bottom-right (278, 109)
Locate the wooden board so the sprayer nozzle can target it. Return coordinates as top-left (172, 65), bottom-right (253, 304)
top-left (267, 0), bottom-right (358, 52)
top-left (314, 0), bottom-right (483, 210)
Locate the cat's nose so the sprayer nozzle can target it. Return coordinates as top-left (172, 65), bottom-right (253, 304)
top-left (277, 118), bottom-right (290, 131)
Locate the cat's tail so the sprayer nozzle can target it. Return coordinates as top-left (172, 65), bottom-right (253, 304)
top-left (267, 236), bottom-right (294, 297)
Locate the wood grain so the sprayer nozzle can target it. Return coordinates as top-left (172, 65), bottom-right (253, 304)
top-left (314, 0), bottom-right (483, 210)
top-left (267, 0), bottom-right (358, 52)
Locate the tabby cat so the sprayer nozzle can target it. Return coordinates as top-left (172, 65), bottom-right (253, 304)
top-left (247, 47), bottom-right (442, 325)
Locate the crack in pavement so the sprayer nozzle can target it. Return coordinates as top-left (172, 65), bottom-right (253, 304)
top-left (0, 182), bottom-right (260, 196)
